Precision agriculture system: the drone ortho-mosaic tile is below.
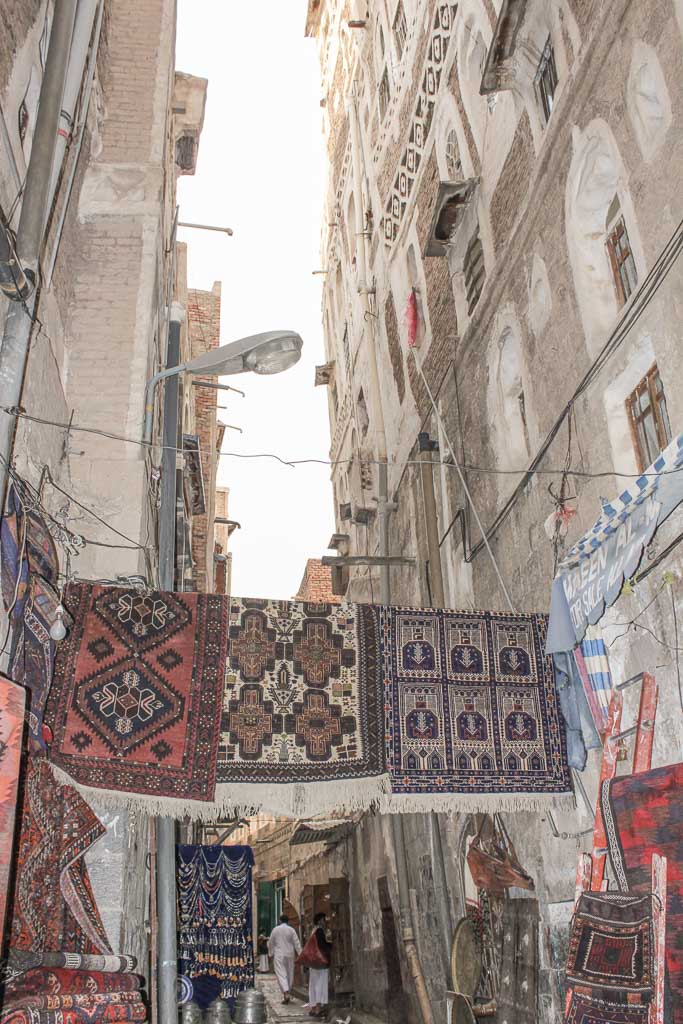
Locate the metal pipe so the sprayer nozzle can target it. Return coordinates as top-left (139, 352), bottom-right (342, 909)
top-left (191, 380), bottom-right (245, 397)
top-left (48, 0), bottom-right (99, 203)
top-left (46, 0), bottom-right (106, 286)
top-left (418, 437), bottom-right (445, 607)
top-left (0, 0), bottom-right (78, 508)
top-left (178, 221), bottom-right (233, 236)
top-left (155, 303), bottom-right (184, 1024)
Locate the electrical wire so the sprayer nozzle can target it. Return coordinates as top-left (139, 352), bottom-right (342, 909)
top-left (5, 405), bottom-right (683, 480)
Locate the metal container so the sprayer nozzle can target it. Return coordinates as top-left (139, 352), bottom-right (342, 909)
top-left (205, 997), bottom-right (232, 1024)
top-left (180, 1001), bottom-right (203, 1024)
top-left (232, 989), bottom-right (267, 1024)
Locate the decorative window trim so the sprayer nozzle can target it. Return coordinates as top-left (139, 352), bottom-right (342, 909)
top-left (464, 228), bottom-right (486, 315)
top-left (625, 364), bottom-right (671, 472)
top-left (479, 0), bottom-right (527, 95)
top-left (534, 37), bottom-right (558, 125)
top-left (393, 1), bottom-right (408, 59)
top-left (379, 68), bottom-right (391, 121)
top-left (424, 179), bottom-right (479, 257)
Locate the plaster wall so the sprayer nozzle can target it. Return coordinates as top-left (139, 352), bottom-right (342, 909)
top-left (311, 0), bottom-right (683, 1018)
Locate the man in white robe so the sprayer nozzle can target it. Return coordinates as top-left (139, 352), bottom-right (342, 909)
top-left (268, 914), bottom-right (301, 1004)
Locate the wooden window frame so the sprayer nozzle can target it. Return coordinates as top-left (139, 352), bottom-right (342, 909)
top-left (625, 363), bottom-right (672, 472)
top-left (535, 38), bottom-right (558, 125)
top-left (606, 214), bottom-right (638, 306)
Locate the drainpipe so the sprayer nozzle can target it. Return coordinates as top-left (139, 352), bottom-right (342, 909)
top-left (349, 88), bottom-right (434, 1024)
top-left (0, 0), bottom-right (78, 505)
top-left (155, 301), bottom-right (185, 1024)
top-left (417, 431), bottom-right (455, 968)
top-left (48, 0), bottom-right (100, 202)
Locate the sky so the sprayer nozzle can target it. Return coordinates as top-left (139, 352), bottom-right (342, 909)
top-left (175, 0), bottom-right (334, 600)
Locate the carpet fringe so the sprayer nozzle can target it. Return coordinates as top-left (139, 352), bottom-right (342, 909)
top-left (47, 761), bottom-right (574, 820)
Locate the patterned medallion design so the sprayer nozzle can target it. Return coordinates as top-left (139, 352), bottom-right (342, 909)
top-left (382, 608), bottom-right (571, 798)
top-left (46, 582), bottom-right (228, 802)
top-left (216, 598), bottom-right (383, 784)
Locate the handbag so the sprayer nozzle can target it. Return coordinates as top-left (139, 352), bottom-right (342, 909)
top-left (466, 814), bottom-right (534, 893)
top-left (296, 931), bottom-right (329, 970)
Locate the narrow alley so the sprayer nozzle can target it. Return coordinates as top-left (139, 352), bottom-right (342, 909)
top-left (0, 2), bottom-right (682, 1024)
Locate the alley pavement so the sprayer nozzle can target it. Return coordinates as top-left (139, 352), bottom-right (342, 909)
top-left (256, 973), bottom-right (312, 1022)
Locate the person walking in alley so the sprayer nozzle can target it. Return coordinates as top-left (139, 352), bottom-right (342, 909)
top-left (268, 914), bottom-right (301, 1004)
top-left (306, 912), bottom-right (332, 1020)
top-left (257, 931), bottom-right (270, 974)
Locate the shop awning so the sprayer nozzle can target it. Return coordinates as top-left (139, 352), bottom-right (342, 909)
top-left (546, 433), bottom-right (683, 654)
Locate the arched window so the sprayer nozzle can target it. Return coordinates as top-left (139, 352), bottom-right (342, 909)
top-left (489, 326), bottom-right (531, 471)
top-left (565, 120), bottom-right (644, 354)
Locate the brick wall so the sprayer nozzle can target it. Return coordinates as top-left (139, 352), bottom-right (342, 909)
top-left (489, 111), bottom-right (533, 254)
top-left (294, 558), bottom-right (340, 603)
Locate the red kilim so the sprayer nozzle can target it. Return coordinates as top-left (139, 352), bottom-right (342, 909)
top-left (7, 757), bottom-right (111, 954)
top-left (46, 583), bottom-right (228, 803)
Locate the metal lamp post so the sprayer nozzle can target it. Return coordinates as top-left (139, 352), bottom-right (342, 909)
top-left (153, 325), bottom-right (302, 1024)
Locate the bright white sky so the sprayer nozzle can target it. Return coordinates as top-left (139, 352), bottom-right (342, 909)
top-left (175, 0), bottom-right (334, 601)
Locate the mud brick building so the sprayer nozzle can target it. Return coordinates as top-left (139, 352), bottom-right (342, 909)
top-left (305, 0), bottom-right (683, 1019)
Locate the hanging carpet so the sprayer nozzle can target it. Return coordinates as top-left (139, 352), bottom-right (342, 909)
top-left (6, 757), bottom-right (111, 955)
top-left (1, 995), bottom-right (144, 1014)
top-left (601, 762), bottom-right (683, 1023)
top-left (43, 592), bottom-right (573, 817)
top-left (565, 891), bottom-right (653, 996)
top-left (0, 677), bottom-right (25, 940)
top-left (177, 844), bottom-right (254, 1009)
top-left (45, 582), bottom-right (228, 807)
top-left (381, 607), bottom-right (572, 810)
top-left (565, 992), bottom-right (648, 1023)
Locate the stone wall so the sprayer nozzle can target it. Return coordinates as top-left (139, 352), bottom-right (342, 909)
top-left (310, 0), bottom-right (683, 1019)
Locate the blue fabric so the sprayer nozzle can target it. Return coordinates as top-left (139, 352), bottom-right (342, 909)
top-left (553, 651), bottom-right (601, 770)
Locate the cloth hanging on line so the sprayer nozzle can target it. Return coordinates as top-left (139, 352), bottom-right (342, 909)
top-left (381, 606), bottom-right (573, 811)
top-left (546, 432), bottom-right (683, 654)
top-left (551, 650), bottom-right (601, 771)
top-left (601, 762), bottom-right (683, 1023)
top-left (45, 582), bottom-right (228, 807)
top-left (177, 844), bottom-right (254, 1010)
top-left (44, 591), bottom-right (573, 817)
top-left (6, 757), bottom-right (111, 956)
top-left (565, 891), bottom-right (654, 997)
top-left (0, 677), bottom-right (25, 938)
top-left (574, 629), bottom-right (613, 735)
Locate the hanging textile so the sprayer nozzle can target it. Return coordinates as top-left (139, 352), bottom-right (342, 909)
top-left (44, 591), bottom-right (574, 817)
top-left (552, 650), bottom-right (601, 771)
top-left (546, 432), bottom-right (683, 654)
top-left (574, 630), bottom-right (613, 735)
top-left (565, 892), bottom-right (653, 996)
top-left (1, 484), bottom-right (59, 632)
top-left (6, 758), bottom-right (111, 955)
top-left (45, 582), bottom-right (228, 807)
top-left (1, 995), bottom-right (144, 1014)
top-left (565, 992), bottom-right (648, 1023)
top-left (0, 677), bottom-right (25, 938)
top-left (10, 577), bottom-right (68, 752)
top-left (177, 844), bottom-right (254, 1009)
top-left (601, 762), bottom-right (683, 1022)
top-left (466, 815), bottom-right (534, 893)
top-left (381, 607), bottom-right (573, 810)
top-left (214, 597), bottom-right (385, 815)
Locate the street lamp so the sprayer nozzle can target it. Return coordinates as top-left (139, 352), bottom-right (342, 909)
top-left (143, 329), bottom-right (303, 443)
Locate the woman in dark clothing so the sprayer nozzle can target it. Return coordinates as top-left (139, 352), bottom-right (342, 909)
top-left (308, 912), bottom-right (332, 1019)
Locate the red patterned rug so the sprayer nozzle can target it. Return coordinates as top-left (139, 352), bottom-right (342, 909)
top-left (601, 762), bottom-right (683, 1023)
top-left (1, 1005), bottom-right (147, 1024)
top-left (7, 758), bottom-right (111, 954)
top-left (2, 969), bottom-right (142, 1005)
top-left (566, 992), bottom-right (648, 1022)
top-left (46, 583), bottom-right (228, 805)
top-left (0, 677), bottom-right (25, 942)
